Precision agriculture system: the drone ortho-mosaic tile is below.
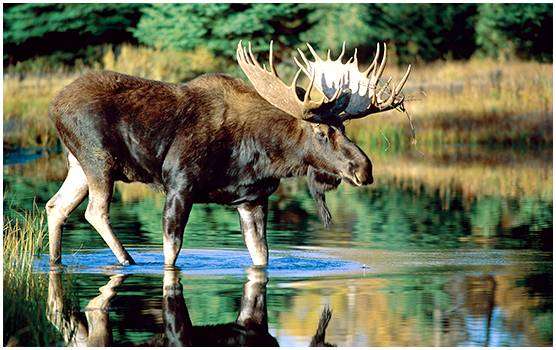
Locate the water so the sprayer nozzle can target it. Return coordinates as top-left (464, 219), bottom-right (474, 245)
top-left (3, 147), bottom-right (553, 346)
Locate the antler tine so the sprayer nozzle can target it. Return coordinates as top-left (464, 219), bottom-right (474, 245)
top-left (363, 42), bottom-right (381, 77)
top-left (241, 45), bottom-right (252, 65)
top-left (352, 48), bottom-right (359, 66)
top-left (375, 43), bottom-right (388, 82)
top-left (293, 55), bottom-right (310, 77)
top-left (247, 42), bottom-right (262, 69)
top-left (290, 68), bottom-right (303, 90)
top-left (237, 41), bottom-right (250, 66)
top-left (268, 40), bottom-right (277, 76)
top-left (306, 43), bottom-right (322, 62)
top-left (336, 42), bottom-right (346, 62)
top-left (297, 48), bottom-right (311, 67)
top-left (394, 65), bottom-right (411, 95)
top-left (304, 69), bottom-right (316, 103)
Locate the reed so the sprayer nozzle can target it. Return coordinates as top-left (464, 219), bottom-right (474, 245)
top-left (3, 207), bottom-right (63, 346)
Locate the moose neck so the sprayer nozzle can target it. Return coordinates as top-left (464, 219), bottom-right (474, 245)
top-left (245, 112), bottom-right (312, 180)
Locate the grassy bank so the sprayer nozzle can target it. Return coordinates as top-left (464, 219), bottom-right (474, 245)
top-left (3, 45), bottom-right (553, 148)
top-left (349, 58), bottom-right (552, 147)
top-left (3, 208), bottom-right (63, 346)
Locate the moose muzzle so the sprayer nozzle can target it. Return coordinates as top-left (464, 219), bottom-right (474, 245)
top-left (347, 159), bottom-right (373, 186)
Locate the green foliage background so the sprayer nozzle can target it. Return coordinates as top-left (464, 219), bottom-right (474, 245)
top-left (3, 3), bottom-right (553, 66)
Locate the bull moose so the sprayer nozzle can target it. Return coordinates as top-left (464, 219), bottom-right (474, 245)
top-left (46, 41), bottom-right (411, 267)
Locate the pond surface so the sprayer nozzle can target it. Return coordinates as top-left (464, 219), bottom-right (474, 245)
top-left (3, 146), bottom-right (553, 346)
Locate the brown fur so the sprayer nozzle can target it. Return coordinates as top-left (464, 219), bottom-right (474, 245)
top-left (48, 70), bottom-right (373, 266)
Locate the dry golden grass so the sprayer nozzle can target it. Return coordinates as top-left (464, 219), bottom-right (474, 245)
top-left (3, 74), bottom-right (77, 147)
top-left (348, 58), bottom-right (552, 146)
top-left (372, 149), bottom-right (552, 201)
top-left (102, 44), bottom-right (227, 82)
top-left (3, 207), bottom-right (47, 271)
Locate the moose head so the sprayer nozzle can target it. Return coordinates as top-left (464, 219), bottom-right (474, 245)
top-left (237, 41), bottom-right (411, 225)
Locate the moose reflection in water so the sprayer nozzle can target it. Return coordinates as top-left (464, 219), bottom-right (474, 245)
top-left (47, 267), bottom-right (334, 347)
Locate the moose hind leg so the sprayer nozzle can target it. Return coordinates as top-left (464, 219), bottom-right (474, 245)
top-left (84, 180), bottom-right (135, 265)
top-left (237, 199), bottom-right (269, 267)
top-left (46, 153), bottom-right (88, 265)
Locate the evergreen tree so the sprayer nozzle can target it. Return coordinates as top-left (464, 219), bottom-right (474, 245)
top-left (133, 3), bottom-right (313, 60)
top-left (366, 4), bottom-right (478, 64)
top-left (476, 3), bottom-right (552, 62)
top-left (3, 3), bottom-right (144, 64)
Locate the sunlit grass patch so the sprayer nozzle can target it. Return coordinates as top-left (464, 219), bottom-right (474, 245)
top-left (3, 74), bottom-right (76, 148)
top-left (348, 58), bottom-right (552, 147)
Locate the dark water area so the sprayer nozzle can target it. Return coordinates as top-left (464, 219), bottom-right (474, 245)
top-left (3, 147), bottom-right (553, 346)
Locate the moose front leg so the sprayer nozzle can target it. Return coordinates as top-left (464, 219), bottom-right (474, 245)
top-left (237, 198), bottom-right (269, 266)
top-left (163, 187), bottom-right (193, 267)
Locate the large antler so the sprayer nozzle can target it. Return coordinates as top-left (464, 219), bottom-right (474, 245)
top-left (294, 42), bottom-right (411, 120)
top-left (236, 41), bottom-right (345, 121)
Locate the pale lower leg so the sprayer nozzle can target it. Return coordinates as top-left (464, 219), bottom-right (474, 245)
top-left (237, 200), bottom-right (269, 266)
top-left (163, 233), bottom-right (183, 266)
top-left (85, 185), bottom-right (135, 265)
top-left (46, 154), bottom-right (88, 264)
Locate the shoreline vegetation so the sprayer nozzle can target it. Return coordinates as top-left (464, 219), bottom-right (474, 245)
top-left (3, 45), bottom-right (553, 149)
top-left (3, 208), bottom-right (64, 346)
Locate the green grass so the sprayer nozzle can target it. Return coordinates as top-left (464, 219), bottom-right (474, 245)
top-left (3, 206), bottom-right (64, 346)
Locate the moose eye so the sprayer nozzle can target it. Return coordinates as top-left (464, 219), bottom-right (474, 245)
top-left (316, 129), bottom-right (327, 142)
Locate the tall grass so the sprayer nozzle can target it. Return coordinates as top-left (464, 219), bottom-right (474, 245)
top-left (348, 58), bottom-right (552, 147)
top-left (3, 208), bottom-right (63, 346)
top-left (3, 74), bottom-right (76, 148)
top-left (102, 44), bottom-right (228, 82)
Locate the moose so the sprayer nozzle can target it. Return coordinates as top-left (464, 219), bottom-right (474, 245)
top-left (47, 267), bottom-right (335, 346)
top-left (46, 41), bottom-right (411, 267)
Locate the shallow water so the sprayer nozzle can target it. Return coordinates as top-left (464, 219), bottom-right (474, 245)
top-left (3, 147), bottom-right (553, 346)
